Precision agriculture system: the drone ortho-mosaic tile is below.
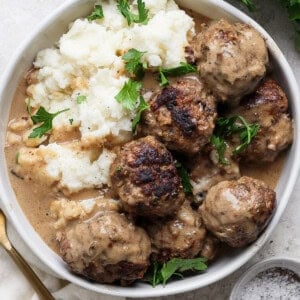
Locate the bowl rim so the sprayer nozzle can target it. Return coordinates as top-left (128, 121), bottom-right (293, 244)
top-left (229, 257), bottom-right (300, 300)
top-left (0, 0), bottom-right (300, 298)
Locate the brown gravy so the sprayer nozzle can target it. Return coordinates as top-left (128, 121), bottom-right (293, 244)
top-left (4, 11), bottom-right (286, 253)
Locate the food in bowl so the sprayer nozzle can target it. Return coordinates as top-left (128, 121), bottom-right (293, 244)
top-left (4, 0), bottom-right (294, 287)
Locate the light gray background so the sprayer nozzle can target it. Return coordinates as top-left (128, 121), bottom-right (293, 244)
top-left (0, 1), bottom-right (299, 299)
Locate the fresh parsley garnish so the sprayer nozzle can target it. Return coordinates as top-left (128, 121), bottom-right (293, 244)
top-left (115, 79), bottom-right (142, 110)
top-left (29, 106), bottom-right (69, 138)
top-left (26, 98), bottom-right (32, 116)
top-left (15, 152), bottom-right (20, 164)
top-left (117, 0), bottom-right (149, 25)
top-left (122, 48), bottom-right (147, 79)
top-left (69, 118), bottom-right (74, 125)
top-left (239, 0), bottom-right (256, 12)
top-left (76, 95), bottom-right (87, 104)
top-left (132, 96), bottom-right (149, 133)
top-left (115, 79), bottom-right (148, 132)
top-left (158, 69), bottom-right (169, 87)
top-left (158, 63), bottom-right (197, 87)
top-left (281, 0), bottom-right (300, 21)
top-left (210, 135), bottom-right (229, 165)
top-left (148, 257), bottom-right (207, 287)
top-left (211, 115), bottom-right (260, 164)
top-left (176, 162), bottom-right (193, 195)
top-left (87, 4), bottom-right (104, 21)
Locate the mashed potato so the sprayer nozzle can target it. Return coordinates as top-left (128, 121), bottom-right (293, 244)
top-left (28, 0), bottom-right (194, 145)
top-left (17, 0), bottom-right (195, 194)
top-left (16, 144), bottom-right (116, 194)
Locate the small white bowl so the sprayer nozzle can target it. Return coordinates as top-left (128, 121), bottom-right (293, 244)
top-left (230, 257), bottom-right (300, 300)
top-left (0, 0), bottom-right (300, 298)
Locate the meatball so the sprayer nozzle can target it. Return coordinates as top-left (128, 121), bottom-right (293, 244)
top-left (141, 77), bottom-right (217, 154)
top-left (58, 211), bottom-right (151, 285)
top-left (147, 202), bottom-right (207, 262)
top-left (193, 19), bottom-right (268, 104)
top-left (110, 136), bottom-right (185, 218)
top-left (190, 152), bottom-right (240, 205)
top-left (200, 176), bottom-right (276, 248)
top-left (200, 234), bottom-right (220, 261)
top-left (232, 79), bottom-right (293, 162)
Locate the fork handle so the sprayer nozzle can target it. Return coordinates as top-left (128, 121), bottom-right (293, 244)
top-left (6, 246), bottom-right (55, 300)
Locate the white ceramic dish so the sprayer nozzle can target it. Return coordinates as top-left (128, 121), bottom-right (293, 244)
top-left (0, 0), bottom-right (299, 298)
top-left (230, 257), bottom-right (300, 300)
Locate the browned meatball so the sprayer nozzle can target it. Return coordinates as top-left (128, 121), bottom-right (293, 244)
top-left (147, 202), bottom-right (207, 262)
top-left (190, 152), bottom-right (240, 205)
top-left (200, 176), bottom-right (276, 248)
top-left (193, 19), bottom-right (268, 104)
top-left (232, 79), bottom-right (293, 162)
top-left (110, 136), bottom-right (185, 218)
top-left (141, 77), bottom-right (217, 154)
top-left (58, 211), bottom-right (151, 285)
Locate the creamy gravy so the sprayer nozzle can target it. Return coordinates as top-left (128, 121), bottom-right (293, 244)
top-left (4, 12), bottom-right (286, 253)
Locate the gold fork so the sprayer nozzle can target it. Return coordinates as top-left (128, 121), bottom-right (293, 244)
top-left (0, 209), bottom-right (55, 300)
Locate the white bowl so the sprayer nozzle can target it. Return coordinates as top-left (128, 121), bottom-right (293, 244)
top-left (230, 257), bottom-right (300, 300)
top-left (0, 0), bottom-right (299, 298)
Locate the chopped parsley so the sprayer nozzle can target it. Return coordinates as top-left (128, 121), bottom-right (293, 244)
top-left (176, 162), bottom-right (193, 195)
top-left (158, 69), bottom-right (169, 87)
top-left (26, 98), bottom-right (32, 116)
top-left (87, 4), bottom-right (104, 21)
top-left (210, 135), bottom-right (229, 165)
top-left (158, 63), bottom-right (197, 87)
top-left (115, 166), bottom-right (122, 172)
top-left (76, 95), bottom-right (87, 104)
top-left (132, 96), bottom-right (149, 133)
top-left (29, 106), bottom-right (69, 138)
top-left (147, 257), bottom-right (207, 287)
top-left (122, 48), bottom-right (147, 79)
top-left (117, 0), bottom-right (149, 25)
top-left (115, 79), bottom-right (148, 132)
top-left (115, 79), bottom-right (142, 110)
top-left (211, 115), bottom-right (260, 164)
top-left (69, 118), bottom-right (74, 125)
top-left (15, 152), bottom-right (20, 164)
top-left (239, 0), bottom-right (256, 11)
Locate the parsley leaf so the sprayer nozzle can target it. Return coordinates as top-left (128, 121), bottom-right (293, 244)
top-left (159, 69), bottom-right (169, 87)
top-left (15, 152), bottom-right (20, 164)
top-left (210, 135), bottom-right (229, 165)
top-left (69, 118), bottom-right (74, 125)
top-left (281, 0), bottom-right (300, 20)
top-left (29, 106), bottom-right (69, 138)
top-left (132, 96), bottom-right (149, 133)
top-left (211, 115), bottom-right (260, 164)
top-left (175, 162), bottom-right (193, 195)
top-left (76, 95), bottom-right (87, 104)
top-left (240, 0), bottom-right (256, 12)
top-left (115, 79), bottom-right (142, 110)
top-left (149, 258), bottom-right (207, 287)
top-left (117, 0), bottom-right (149, 25)
top-left (158, 63), bottom-right (197, 86)
top-left (136, 0), bottom-right (149, 24)
top-left (232, 116), bottom-right (260, 154)
top-left (122, 48), bottom-right (147, 79)
top-left (87, 4), bottom-right (104, 21)
top-left (26, 98), bottom-right (32, 116)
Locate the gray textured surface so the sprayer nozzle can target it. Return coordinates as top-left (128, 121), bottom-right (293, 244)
top-left (0, 1), bottom-right (299, 299)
